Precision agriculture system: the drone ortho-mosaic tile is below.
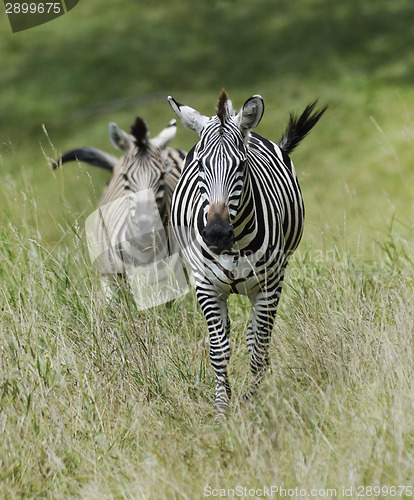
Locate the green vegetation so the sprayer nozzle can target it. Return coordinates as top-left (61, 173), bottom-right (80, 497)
top-left (1, 220), bottom-right (414, 498)
top-left (1, 0), bottom-right (414, 497)
top-left (1, 0), bottom-right (414, 246)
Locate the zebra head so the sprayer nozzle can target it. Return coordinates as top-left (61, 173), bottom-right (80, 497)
top-left (121, 117), bottom-right (177, 239)
top-left (169, 90), bottom-right (264, 254)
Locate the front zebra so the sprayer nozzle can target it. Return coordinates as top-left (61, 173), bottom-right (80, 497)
top-left (169, 90), bottom-right (326, 416)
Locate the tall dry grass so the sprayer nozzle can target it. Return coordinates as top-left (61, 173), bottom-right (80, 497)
top-left (1, 195), bottom-right (414, 498)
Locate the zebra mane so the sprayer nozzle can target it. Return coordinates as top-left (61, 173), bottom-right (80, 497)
top-left (216, 89), bottom-right (236, 126)
top-left (130, 117), bottom-right (150, 148)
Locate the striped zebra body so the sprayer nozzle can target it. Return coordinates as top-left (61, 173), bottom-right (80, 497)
top-left (55, 118), bottom-right (186, 278)
top-left (96, 140), bottom-right (185, 274)
top-left (169, 91), bottom-right (326, 415)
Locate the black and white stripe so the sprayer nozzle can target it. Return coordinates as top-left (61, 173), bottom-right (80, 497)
top-left (54, 118), bottom-right (186, 277)
top-left (169, 91), bottom-right (326, 416)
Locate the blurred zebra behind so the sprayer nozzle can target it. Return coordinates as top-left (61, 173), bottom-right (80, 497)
top-left (54, 118), bottom-right (187, 307)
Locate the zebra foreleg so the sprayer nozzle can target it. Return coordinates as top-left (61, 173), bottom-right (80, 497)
top-left (244, 314), bottom-right (274, 402)
top-left (196, 285), bottom-right (231, 417)
top-left (244, 274), bottom-right (285, 402)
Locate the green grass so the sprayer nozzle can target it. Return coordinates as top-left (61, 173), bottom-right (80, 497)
top-left (2, 0), bottom-right (414, 497)
top-left (1, 208), bottom-right (414, 498)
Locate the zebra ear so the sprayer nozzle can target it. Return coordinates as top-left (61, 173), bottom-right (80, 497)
top-left (150, 119), bottom-right (177, 149)
top-left (235, 95), bottom-right (264, 135)
top-left (168, 96), bottom-right (208, 135)
top-left (109, 123), bottom-right (134, 152)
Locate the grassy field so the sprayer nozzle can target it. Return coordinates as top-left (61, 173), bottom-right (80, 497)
top-left (1, 0), bottom-right (414, 498)
top-left (1, 216), bottom-right (414, 498)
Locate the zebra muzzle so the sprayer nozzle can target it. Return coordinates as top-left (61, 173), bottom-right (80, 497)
top-left (202, 203), bottom-right (234, 253)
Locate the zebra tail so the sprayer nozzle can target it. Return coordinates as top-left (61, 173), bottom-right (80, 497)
top-left (277, 100), bottom-right (328, 155)
top-left (52, 147), bottom-right (118, 172)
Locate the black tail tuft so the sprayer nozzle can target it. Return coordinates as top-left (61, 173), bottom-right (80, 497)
top-left (130, 117), bottom-right (149, 148)
top-left (278, 100), bottom-right (327, 155)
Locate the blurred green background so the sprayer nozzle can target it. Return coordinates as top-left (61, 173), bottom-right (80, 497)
top-left (1, 0), bottom-right (414, 252)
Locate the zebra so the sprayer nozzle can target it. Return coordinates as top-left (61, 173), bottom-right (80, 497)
top-left (52, 121), bottom-right (134, 172)
top-left (168, 90), bottom-right (326, 416)
top-left (54, 118), bottom-right (186, 302)
top-left (53, 119), bottom-right (184, 222)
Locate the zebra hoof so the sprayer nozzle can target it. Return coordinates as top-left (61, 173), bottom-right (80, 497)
top-left (240, 386), bottom-right (257, 405)
top-left (214, 401), bottom-right (230, 422)
top-left (213, 412), bottom-right (227, 427)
